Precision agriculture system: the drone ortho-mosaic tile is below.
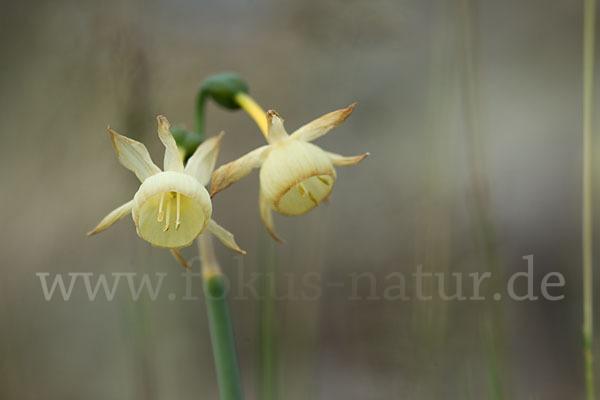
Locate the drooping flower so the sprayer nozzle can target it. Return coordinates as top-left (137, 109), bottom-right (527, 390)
top-left (211, 104), bottom-right (368, 242)
top-left (88, 115), bottom-right (245, 267)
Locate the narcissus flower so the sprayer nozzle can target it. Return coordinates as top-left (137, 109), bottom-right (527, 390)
top-left (211, 104), bottom-right (368, 242)
top-left (88, 116), bottom-right (245, 266)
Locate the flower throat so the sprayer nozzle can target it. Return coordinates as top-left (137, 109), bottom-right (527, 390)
top-left (157, 191), bottom-right (182, 231)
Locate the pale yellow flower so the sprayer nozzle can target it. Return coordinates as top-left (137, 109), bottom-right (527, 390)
top-left (211, 104), bottom-right (368, 242)
top-left (88, 116), bottom-right (245, 266)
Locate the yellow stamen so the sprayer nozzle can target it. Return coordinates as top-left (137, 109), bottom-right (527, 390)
top-left (175, 192), bottom-right (181, 230)
top-left (234, 92), bottom-right (268, 140)
top-left (318, 176), bottom-right (329, 185)
top-left (298, 183), bottom-right (307, 198)
top-left (157, 193), bottom-right (165, 222)
top-left (308, 191), bottom-right (319, 206)
top-left (163, 195), bottom-right (171, 232)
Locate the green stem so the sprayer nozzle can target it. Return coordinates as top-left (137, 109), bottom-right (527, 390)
top-left (195, 89), bottom-right (207, 139)
top-left (199, 235), bottom-right (243, 400)
top-left (583, 0), bottom-right (596, 399)
top-left (483, 321), bottom-right (502, 400)
top-left (458, 1), bottom-right (509, 397)
top-left (259, 231), bottom-right (277, 400)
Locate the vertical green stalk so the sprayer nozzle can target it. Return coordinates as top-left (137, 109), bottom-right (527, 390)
top-left (413, 2), bottom-right (454, 395)
top-left (259, 231), bottom-right (277, 400)
top-left (582, 1), bottom-right (596, 399)
top-left (483, 320), bottom-right (502, 400)
top-left (458, 0), bottom-right (509, 397)
top-left (195, 89), bottom-right (207, 138)
top-left (198, 235), bottom-right (244, 400)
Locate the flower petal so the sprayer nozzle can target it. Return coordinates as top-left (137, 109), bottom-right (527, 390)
top-left (184, 131), bottom-right (224, 186)
top-left (109, 128), bottom-right (161, 181)
top-left (260, 190), bottom-right (283, 243)
top-left (206, 219), bottom-right (246, 255)
top-left (266, 110), bottom-right (288, 144)
top-left (157, 115), bottom-right (184, 172)
top-left (289, 103), bottom-right (356, 142)
top-left (87, 199), bottom-right (134, 236)
top-left (171, 249), bottom-right (192, 269)
top-left (326, 151), bottom-right (369, 166)
top-left (210, 145), bottom-right (270, 196)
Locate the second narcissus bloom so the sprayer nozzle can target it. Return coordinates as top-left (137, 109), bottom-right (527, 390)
top-left (88, 116), bottom-right (245, 267)
top-left (211, 104), bottom-right (368, 242)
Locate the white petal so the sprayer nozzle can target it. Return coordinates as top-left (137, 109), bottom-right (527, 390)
top-left (157, 115), bottom-right (184, 172)
top-left (184, 132), bottom-right (224, 186)
top-left (289, 103), bottom-right (356, 142)
top-left (87, 199), bottom-right (134, 236)
top-left (109, 128), bottom-right (161, 182)
top-left (326, 151), bottom-right (369, 166)
top-left (206, 219), bottom-right (246, 255)
top-left (260, 190), bottom-right (283, 243)
top-left (210, 145), bottom-right (270, 196)
top-left (266, 110), bottom-right (288, 144)
top-left (171, 249), bottom-right (192, 269)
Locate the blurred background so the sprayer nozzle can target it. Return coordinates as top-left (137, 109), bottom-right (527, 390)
top-left (0, 0), bottom-right (597, 398)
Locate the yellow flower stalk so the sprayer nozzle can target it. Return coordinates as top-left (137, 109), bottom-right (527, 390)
top-left (211, 104), bottom-right (368, 242)
top-left (88, 115), bottom-right (245, 267)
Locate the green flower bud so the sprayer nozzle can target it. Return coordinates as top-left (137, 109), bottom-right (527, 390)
top-left (171, 125), bottom-right (203, 160)
top-left (200, 72), bottom-right (249, 110)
